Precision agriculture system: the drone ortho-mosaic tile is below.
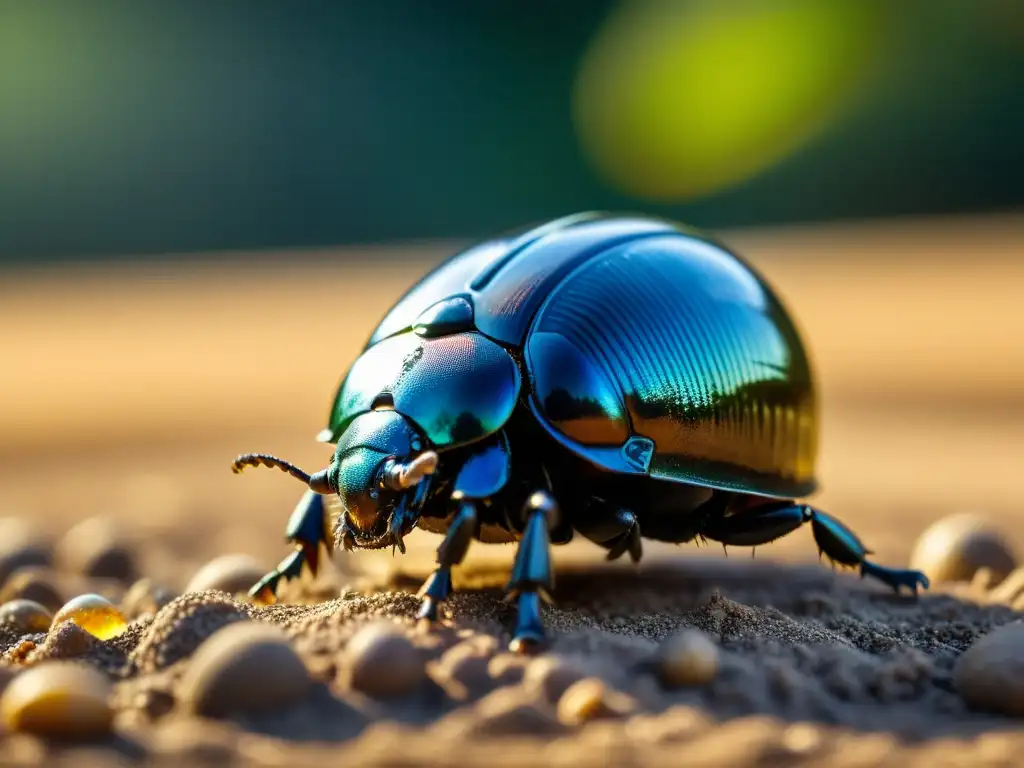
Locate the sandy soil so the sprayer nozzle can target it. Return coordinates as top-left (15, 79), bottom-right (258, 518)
top-left (1, 214), bottom-right (1023, 766)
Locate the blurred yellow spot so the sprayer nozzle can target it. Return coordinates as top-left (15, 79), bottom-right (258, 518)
top-left (51, 594), bottom-right (127, 640)
top-left (573, 0), bottom-right (882, 201)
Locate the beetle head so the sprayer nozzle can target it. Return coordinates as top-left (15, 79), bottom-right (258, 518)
top-left (231, 410), bottom-right (438, 554)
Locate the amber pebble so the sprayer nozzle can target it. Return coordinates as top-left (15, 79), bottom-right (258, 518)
top-left (954, 621), bottom-right (1024, 716)
top-left (0, 568), bottom-right (64, 613)
top-left (557, 678), bottom-right (635, 725)
top-left (909, 513), bottom-right (1018, 586)
top-left (55, 517), bottom-right (137, 583)
top-left (345, 623), bottom-right (425, 698)
top-left (179, 621), bottom-right (311, 717)
top-left (656, 629), bottom-right (719, 688)
top-left (0, 600), bottom-right (53, 634)
top-left (51, 594), bottom-right (127, 640)
top-left (1, 662), bottom-right (113, 738)
top-left (184, 554), bottom-right (266, 596)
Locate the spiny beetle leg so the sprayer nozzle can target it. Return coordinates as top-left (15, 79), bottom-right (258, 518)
top-left (284, 490), bottom-right (332, 576)
top-left (506, 491), bottom-right (558, 654)
top-left (809, 508), bottom-right (930, 595)
top-left (416, 500), bottom-right (478, 623)
top-left (249, 546), bottom-right (306, 605)
top-left (250, 491), bottom-right (331, 605)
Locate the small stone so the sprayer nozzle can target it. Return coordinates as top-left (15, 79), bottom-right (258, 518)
top-left (55, 517), bottom-right (137, 583)
top-left (0, 600), bottom-right (53, 634)
top-left (656, 628), bottom-right (719, 688)
top-left (1, 662), bottom-right (113, 738)
top-left (344, 622), bottom-right (425, 698)
top-left (909, 513), bottom-right (1017, 586)
top-left (51, 594), bottom-right (127, 640)
top-left (121, 578), bottom-right (176, 620)
top-left (557, 678), bottom-right (635, 726)
top-left (179, 621), bottom-right (311, 717)
top-left (184, 554), bottom-right (267, 597)
top-left (954, 620), bottom-right (1024, 716)
top-left (523, 654), bottom-right (590, 702)
top-left (0, 519), bottom-right (52, 585)
top-left (781, 722), bottom-right (827, 755)
top-left (0, 568), bottom-right (65, 612)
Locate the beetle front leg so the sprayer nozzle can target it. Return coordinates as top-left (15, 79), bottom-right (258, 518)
top-left (249, 490), bottom-right (332, 604)
top-left (505, 490), bottom-right (559, 654)
top-left (415, 500), bottom-right (477, 622)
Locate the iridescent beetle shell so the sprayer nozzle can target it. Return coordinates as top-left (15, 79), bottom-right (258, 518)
top-left (323, 212), bottom-right (818, 500)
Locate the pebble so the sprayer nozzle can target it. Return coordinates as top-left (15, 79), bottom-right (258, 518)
top-left (953, 620), bottom-right (1024, 716)
top-left (909, 513), bottom-right (1017, 586)
top-left (0, 518), bottom-right (52, 585)
top-left (179, 621), bottom-right (312, 717)
top-left (656, 628), bottom-right (719, 688)
top-left (184, 554), bottom-right (267, 596)
top-left (55, 517), bottom-right (137, 583)
top-left (344, 622), bottom-right (425, 698)
top-left (557, 678), bottom-right (635, 725)
top-left (121, 578), bottom-right (176, 620)
top-left (0, 568), bottom-right (65, 613)
top-left (0, 600), bottom-right (54, 634)
top-left (0, 662), bottom-right (114, 738)
top-left (51, 594), bottom-right (128, 640)
top-left (523, 654), bottom-right (590, 702)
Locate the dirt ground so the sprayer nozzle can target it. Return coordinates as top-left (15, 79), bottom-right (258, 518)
top-left (1, 214), bottom-right (1023, 766)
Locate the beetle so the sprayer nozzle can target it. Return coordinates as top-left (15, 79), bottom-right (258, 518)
top-left (231, 212), bottom-right (929, 651)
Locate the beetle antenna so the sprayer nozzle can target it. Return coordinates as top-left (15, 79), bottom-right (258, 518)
top-left (231, 453), bottom-right (334, 494)
top-left (381, 451), bottom-right (439, 491)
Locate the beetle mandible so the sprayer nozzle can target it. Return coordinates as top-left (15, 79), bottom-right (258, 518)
top-left (232, 212), bottom-right (929, 652)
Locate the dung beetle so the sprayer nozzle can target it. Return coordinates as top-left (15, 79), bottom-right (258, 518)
top-left (232, 212), bottom-right (928, 651)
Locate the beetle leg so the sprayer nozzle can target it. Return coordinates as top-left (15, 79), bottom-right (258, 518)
top-left (505, 490), bottom-right (560, 654)
top-left (573, 499), bottom-right (643, 563)
top-left (807, 508), bottom-right (930, 595)
top-left (701, 501), bottom-right (810, 547)
top-left (703, 501), bottom-right (930, 596)
top-left (249, 490), bottom-right (332, 605)
top-left (415, 500), bottom-right (478, 623)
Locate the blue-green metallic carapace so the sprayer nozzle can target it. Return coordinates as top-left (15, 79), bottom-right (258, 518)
top-left (232, 212), bottom-right (928, 652)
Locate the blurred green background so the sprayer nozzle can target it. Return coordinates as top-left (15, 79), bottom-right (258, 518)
top-left (1, 0), bottom-right (1021, 263)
